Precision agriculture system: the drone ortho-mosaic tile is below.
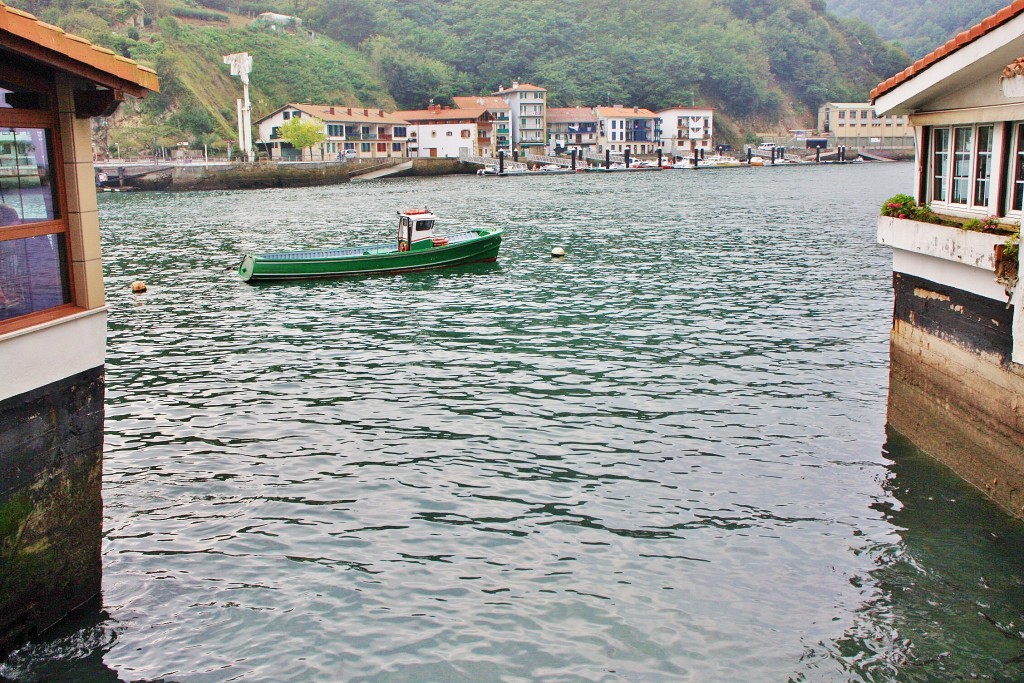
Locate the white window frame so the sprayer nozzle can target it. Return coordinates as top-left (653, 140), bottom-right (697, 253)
top-left (927, 123), bottom-right (1000, 217)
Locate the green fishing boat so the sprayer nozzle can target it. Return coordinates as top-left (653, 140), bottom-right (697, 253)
top-left (238, 209), bottom-right (504, 282)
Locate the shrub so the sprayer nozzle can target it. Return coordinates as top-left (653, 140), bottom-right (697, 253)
top-left (881, 193), bottom-right (939, 223)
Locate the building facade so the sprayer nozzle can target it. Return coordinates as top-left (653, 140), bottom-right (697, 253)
top-left (872, 1), bottom-right (1024, 518)
top-left (0, 0), bottom-right (158, 655)
top-left (546, 107), bottom-right (599, 156)
top-left (657, 107), bottom-right (714, 157)
top-left (818, 102), bottom-right (915, 150)
top-left (452, 96), bottom-right (512, 156)
top-left (493, 82), bottom-right (547, 155)
top-left (594, 106), bottom-right (660, 155)
top-left (394, 104), bottom-right (494, 158)
top-left (255, 104), bottom-right (410, 161)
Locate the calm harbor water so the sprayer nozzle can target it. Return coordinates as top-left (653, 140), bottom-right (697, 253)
top-left (5, 163), bottom-right (1024, 682)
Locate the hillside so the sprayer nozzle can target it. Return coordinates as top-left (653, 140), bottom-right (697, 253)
top-left (827, 0), bottom-right (1007, 58)
top-left (5, 0), bottom-right (910, 153)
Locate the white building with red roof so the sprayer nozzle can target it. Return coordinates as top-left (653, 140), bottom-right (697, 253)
top-left (593, 106), bottom-right (660, 155)
top-left (393, 104), bottom-right (494, 158)
top-left (453, 96), bottom-right (511, 155)
top-left (255, 104), bottom-right (411, 161)
top-left (546, 107), bottom-right (599, 155)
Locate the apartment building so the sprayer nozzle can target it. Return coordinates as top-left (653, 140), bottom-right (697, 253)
top-left (594, 106), bottom-right (660, 154)
top-left (453, 96), bottom-right (512, 155)
top-left (546, 107), bottom-right (599, 155)
top-left (817, 102), bottom-right (914, 149)
top-left (658, 107), bottom-right (714, 157)
top-left (394, 104), bottom-right (494, 158)
top-left (256, 104), bottom-right (411, 160)
top-left (493, 81), bottom-right (547, 155)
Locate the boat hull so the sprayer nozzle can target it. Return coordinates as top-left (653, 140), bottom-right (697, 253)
top-left (239, 229), bottom-right (503, 282)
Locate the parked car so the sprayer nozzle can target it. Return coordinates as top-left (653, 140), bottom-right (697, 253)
top-left (338, 149), bottom-right (357, 161)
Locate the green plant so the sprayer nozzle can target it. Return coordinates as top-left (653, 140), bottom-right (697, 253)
top-left (881, 193), bottom-right (940, 223)
top-left (1004, 234), bottom-right (1019, 261)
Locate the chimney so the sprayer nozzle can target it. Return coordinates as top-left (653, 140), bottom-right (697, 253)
top-left (329, 106), bottom-right (335, 115)
top-left (364, 109), bottom-right (369, 116)
top-left (347, 108), bottom-right (352, 115)
top-left (498, 85), bottom-right (504, 93)
top-left (512, 80), bottom-right (519, 88)
top-left (378, 109), bottom-right (384, 116)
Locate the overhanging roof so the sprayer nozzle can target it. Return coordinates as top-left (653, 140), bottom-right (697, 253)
top-left (871, 0), bottom-right (1024, 114)
top-left (0, 0), bottom-right (158, 96)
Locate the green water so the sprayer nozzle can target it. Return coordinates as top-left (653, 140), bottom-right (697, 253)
top-left (3, 164), bottom-right (1024, 682)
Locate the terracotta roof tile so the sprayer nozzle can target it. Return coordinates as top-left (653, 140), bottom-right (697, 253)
top-left (872, 0), bottom-right (1024, 100)
top-left (0, 0), bottom-right (159, 93)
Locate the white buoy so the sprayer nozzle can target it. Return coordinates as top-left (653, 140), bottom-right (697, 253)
top-left (551, 247), bottom-right (566, 258)
top-left (130, 280), bottom-right (147, 293)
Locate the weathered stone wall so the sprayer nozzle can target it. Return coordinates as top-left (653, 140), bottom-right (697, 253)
top-left (0, 367), bottom-right (104, 659)
top-left (887, 272), bottom-right (1024, 518)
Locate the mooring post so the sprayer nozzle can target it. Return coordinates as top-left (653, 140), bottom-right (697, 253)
top-left (624, 147), bottom-right (631, 168)
top-left (499, 150), bottom-right (504, 174)
top-left (657, 148), bottom-right (663, 167)
top-left (747, 147), bottom-right (753, 164)
top-left (816, 146), bottom-right (821, 163)
top-left (571, 149), bottom-right (576, 171)
top-left (605, 149), bottom-right (610, 169)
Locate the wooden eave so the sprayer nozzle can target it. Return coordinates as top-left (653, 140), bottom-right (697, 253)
top-left (0, 0), bottom-right (158, 96)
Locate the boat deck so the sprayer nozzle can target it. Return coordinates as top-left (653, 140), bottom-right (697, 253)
top-left (255, 231), bottom-right (486, 261)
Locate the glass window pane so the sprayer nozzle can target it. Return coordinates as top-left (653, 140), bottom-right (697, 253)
top-left (974, 125), bottom-right (993, 207)
top-left (932, 127), bottom-right (949, 203)
top-left (0, 233), bottom-right (70, 321)
top-left (0, 128), bottom-right (58, 224)
top-left (952, 126), bottom-right (973, 204)
top-left (1014, 124), bottom-right (1024, 212)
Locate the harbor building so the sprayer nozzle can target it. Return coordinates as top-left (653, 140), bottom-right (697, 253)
top-left (0, 0), bottom-right (158, 655)
top-left (658, 106), bottom-right (714, 158)
top-left (493, 81), bottom-right (547, 156)
top-left (452, 96), bottom-right (511, 156)
top-left (546, 107), bottom-right (599, 156)
top-left (872, 0), bottom-right (1024, 518)
top-left (818, 102), bottom-right (915, 151)
top-left (255, 104), bottom-right (410, 161)
top-left (393, 104), bottom-right (494, 158)
top-left (594, 106), bottom-right (660, 155)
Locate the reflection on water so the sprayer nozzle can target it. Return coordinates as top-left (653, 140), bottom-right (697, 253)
top-left (3, 165), bottom-right (1024, 681)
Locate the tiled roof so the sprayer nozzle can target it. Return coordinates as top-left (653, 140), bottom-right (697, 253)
top-left (871, 0), bottom-right (1024, 100)
top-left (452, 96), bottom-right (510, 110)
top-left (289, 103), bottom-right (410, 124)
top-left (547, 107), bottom-right (597, 123)
top-left (594, 106), bottom-right (658, 118)
top-left (0, 0), bottom-right (158, 93)
top-left (394, 106), bottom-right (489, 121)
top-left (494, 82), bottom-right (546, 93)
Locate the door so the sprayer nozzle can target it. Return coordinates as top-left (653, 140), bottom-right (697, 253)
top-left (429, 148), bottom-right (438, 158)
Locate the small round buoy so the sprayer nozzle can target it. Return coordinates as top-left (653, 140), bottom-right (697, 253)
top-left (551, 247), bottom-right (566, 258)
top-left (130, 280), bottom-right (147, 293)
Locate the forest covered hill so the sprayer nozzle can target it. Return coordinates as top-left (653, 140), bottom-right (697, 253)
top-left (827, 0), bottom-right (1007, 58)
top-left (6, 0), bottom-right (911, 153)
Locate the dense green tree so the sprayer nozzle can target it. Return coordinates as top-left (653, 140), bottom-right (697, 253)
top-left (277, 116), bottom-right (326, 155)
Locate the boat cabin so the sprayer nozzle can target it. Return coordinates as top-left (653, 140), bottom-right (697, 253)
top-left (398, 209), bottom-right (447, 250)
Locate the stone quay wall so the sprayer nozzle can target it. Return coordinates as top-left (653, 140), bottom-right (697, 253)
top-left (0, 368), bottom-right (105, 658)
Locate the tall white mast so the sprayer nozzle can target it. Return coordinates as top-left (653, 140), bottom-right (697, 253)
top-left (223, 52), bottom-right (254, 163)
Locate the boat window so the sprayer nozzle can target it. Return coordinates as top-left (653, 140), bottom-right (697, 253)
top-left (414, 220), bottom-right (434, 231)
top-left (401, 217), bottom-right (409, 228)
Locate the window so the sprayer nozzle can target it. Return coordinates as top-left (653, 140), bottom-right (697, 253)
top-left (1014, 124), bottom-right (1024, 212)
top-left (952, 126), bottom-right (973, 204)
top-left (838, 111), bottom-right (845, 119)
top-left (377, 143), bottom-right (386, 152)
top-left (446, 131), bottom-right (453, 137)
top-left (974, 125), bottom-right (993, 207)
top-left (393, 126), bottom-right (406, 138)
top-left (361, 142), bottom-right (370, 152)
top-left (861, 110), bottom-right (868, 119)
top-left (327, 124), bottom-right (342, 137)
top-left (932, 128), bottom-right (950, 203)
top-left (461, 129), bottom-right (471, 138)
top-left (392, 142), bottom-right (401, 152)
top-left (414, 220), bottom-right (434, 231)
top-left (283, 111), bottom-right (290, 120)
top-left (344, 142), bottom-right (355, 150)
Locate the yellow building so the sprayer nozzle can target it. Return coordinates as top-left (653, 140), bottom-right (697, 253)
top-left (817, 102), bottom-right (915, 149)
